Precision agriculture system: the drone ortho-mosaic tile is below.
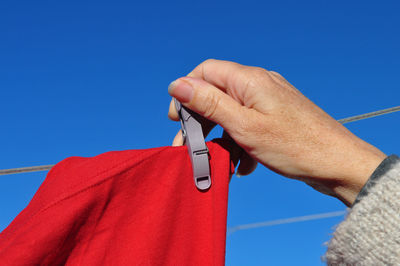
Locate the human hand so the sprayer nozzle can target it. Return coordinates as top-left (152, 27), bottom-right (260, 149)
top-left (167, 59), bottom-right (386, 206)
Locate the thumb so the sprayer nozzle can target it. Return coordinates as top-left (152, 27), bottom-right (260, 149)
top-left (168, 77), bottom-right (244, 134)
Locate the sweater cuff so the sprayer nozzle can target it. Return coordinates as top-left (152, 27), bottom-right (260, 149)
top-left (325, 157), bottom-right (400, 265)
top-left (353, 154), bottom-right (400, 206)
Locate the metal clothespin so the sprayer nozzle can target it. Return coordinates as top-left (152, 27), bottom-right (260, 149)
top-left (174, 98), bottom-right (211, 191)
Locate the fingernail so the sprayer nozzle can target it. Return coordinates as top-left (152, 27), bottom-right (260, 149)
top-left (235, 172), bottom-right (242, 178)
top-left (168, 79), bottom-right (194, 103)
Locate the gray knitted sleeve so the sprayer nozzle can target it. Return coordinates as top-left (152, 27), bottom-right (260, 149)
top-left (325, 157), bottom-right (400, 265)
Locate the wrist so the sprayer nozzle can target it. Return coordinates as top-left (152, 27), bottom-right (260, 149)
top-left (333, 147), bottom-right (386, 206)
top-left (352, 154), bottom-right (400, 206)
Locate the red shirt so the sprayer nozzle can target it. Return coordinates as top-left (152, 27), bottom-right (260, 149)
top-left (0, 140), bottom-right (232, 265)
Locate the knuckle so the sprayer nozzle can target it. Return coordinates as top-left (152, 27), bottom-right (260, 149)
top-left (269, 70), bottom-right (282, 78)
top-left (195, 59), bottom-right (218, 79)
top-left (202, 58), bottom-right (217, 66)
top-left (241, 67), bottom-right (270, 91)
top-left (251, 66), bottom-right (269, 77)
top-left (250, 67), bottom-right (268, 80)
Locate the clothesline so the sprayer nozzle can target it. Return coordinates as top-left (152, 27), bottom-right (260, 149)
top-left (337, 105), bottom-right (400, 124)
top-left (227, 210), bottom-right (346, 235)
top-left (0, 105), bottom-right (399, 176)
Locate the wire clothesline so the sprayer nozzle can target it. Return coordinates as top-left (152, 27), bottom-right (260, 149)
top-left (0, 105), bottom-right (399, 176)
top-left (227, 210), bottom-right (346, 236)
top-left (337, 105), bottom-right (400, 124)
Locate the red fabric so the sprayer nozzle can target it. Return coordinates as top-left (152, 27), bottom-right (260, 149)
top-left (0, 140), bottom-right (232, 265)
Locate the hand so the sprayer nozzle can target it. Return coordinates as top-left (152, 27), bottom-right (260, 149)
top-left (167, 59), bottom-right (386, 206)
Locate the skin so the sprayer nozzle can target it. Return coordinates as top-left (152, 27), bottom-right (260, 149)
top-left (167, 59), bottom-right (386, 206)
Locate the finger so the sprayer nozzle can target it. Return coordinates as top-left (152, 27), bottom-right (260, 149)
top-left (168, 99), bottom-right (179, 121)
top-left (220, 130), bottom-right (242, 183)
top-left (169, 96), bottom-right (217, 139)
top-left (236, 152), bottom-right (258, 177)
top-left (168, 77), bottom-right (245, 135)
top-left (221, 130), bottom-right (258, 177)
top-left (221, 130), bottom-right (241, 167)
top-left (172, 130), bottom-right (184, 146)
top-left (188, 59), bottom-right (246, 92)
top-left (187, 59), bottom-right (273, 113)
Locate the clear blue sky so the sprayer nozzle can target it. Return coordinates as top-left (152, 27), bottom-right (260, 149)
top-left (1, 0), bottom-right (399, 265)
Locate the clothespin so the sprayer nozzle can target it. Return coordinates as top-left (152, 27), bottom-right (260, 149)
top-left (174, 98), bottom-right (211, 191)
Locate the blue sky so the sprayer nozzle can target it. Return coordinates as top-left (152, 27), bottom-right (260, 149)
top-left (1, 0), bottom-right (399, 265)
